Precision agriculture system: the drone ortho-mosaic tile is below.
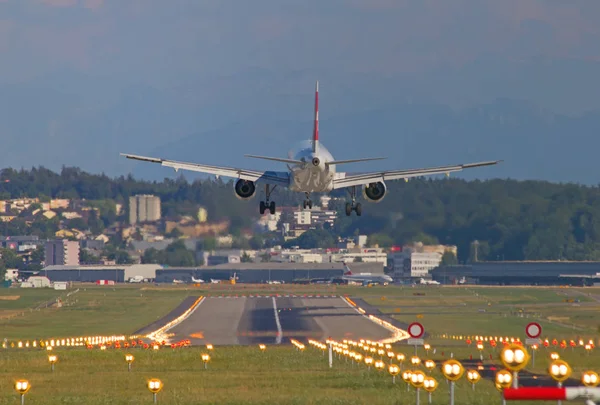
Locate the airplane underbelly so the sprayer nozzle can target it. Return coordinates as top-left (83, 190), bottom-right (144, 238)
top-left (290, 167), bottom-right (333, 192)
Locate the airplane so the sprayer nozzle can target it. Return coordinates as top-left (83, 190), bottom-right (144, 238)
top-left (172, 279), bottom-right (184, 284)
top-left (341, 262), bottom-right (394, 286)
top-left (419, 278), bottom-right (440, 285)
top-left (121, 81), bottom-right (501, 216)
top-left (191, 276), bottom-right (205, 283)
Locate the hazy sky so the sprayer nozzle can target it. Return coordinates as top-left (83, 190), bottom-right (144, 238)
top-left (1, 0), bottom-right (600, 181)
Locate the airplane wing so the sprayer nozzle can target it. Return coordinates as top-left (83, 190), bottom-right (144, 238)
top-left (332, 160), bottom-right (501, 189)
top-left (121, 153), bottom-right (290, 187)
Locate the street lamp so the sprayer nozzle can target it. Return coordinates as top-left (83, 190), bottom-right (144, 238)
top-left (125, 354), bottom-right (134, 372)
top-left (388, 364), bottom-right (400, 383)
top-left (48, 354), bottom-right (58, 372)
top-left (147, 378), bottom-right (162, 404)
top-left (15, 380), bottom-right (30, 405)
top-left (582, 371), bottom-right (599, 387)
top-left (423, 376), bottom-right (438, 405)
top-left (442, 359), bottom-right (464, 405)
top-left (201, 353), bottom-right (211, 369)
top-left (466, 369), bottom-right (481, 391)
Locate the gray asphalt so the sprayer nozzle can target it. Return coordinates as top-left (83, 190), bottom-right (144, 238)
top-left (166, 297), bottom-right (393, 345)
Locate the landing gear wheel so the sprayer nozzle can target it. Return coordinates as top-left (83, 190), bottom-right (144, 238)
top-left (355, 203), bottom-right (362, 216)
top-left (269, 201), bottom-right (276, 214)
top-left (259, 201), bottom-right (266, 215)
top-left (345, 203), bottom-right (352, 216)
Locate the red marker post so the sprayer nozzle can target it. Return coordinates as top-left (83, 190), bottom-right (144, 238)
top-left (407, 322), bottom-right (425, 355)
top-left (525, 322), bottom-right (542, 367)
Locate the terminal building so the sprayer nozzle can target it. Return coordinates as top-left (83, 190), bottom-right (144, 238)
top-left (432, 261), bottom-right (600, 286)
top-left (155, 262), bottom-right (385, 284)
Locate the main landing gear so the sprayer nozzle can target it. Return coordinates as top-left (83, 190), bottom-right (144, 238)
top-left (345, 186), bottom-right (362, 216)
top-left (303, 192), bottom-right (313, 210)
top-left (259, 184), bottom-right (277, 214)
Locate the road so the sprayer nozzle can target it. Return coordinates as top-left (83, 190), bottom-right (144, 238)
top-left (167, 296), bottom-right (394, 345)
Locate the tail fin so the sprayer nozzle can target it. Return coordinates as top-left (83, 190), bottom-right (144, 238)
top-left (312, 80), bottom-right (319, 154)
top-left (342, 262), bottom-right (352, 275)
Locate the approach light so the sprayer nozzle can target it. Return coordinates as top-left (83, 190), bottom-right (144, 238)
top-left (201, 353), bottom-right (211, 369)
top-left (550, 352), bottom-right (560, 360)
top-left (467, 369), bottom-right (481, 386)
top-left (423, 376), bottom-right (438, 392)
top-left (500, 344), bottom-right (529, 372)
top-left (410, 356), bottom-right (421, 366)
top-left (410, 370), bottom-right (426, 388)
top-left (549, 360), bottom-right (572, 383)
top-left (259, 344), bottom-right (266, 351)
top-left (442, 359), bottom-right (464, 381)
top-left (582, 371), bottom-right (600, 387)
top-left (495, 370), bottom-right (512, 390)
top-left (424, 360), bottom-right (435, 372)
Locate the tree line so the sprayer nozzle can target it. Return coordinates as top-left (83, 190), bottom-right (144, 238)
top-left (1, 166), bottom-right (600, 262)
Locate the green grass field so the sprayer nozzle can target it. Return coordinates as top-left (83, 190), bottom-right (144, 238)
top-left (3, 344), bottom-right (593, 405)
top-left (1, 284), bottom-right (599, 404)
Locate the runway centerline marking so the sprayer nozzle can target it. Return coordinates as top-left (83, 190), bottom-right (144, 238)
top-left (272, 297), bottom-right (283, 344)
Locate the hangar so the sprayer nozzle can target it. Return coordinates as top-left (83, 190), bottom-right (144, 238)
top-left (39, 264), bottom-right (162, 283)
top-left (432, 261), bottom-right (600, 286)
top-left (156, 262), bottom-right (385, 284)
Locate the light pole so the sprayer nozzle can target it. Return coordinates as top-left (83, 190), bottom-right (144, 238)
top-left (549, 359), bottom-right (572, 405)
top-left (495, 370), bottom-right (513, 405)
top-left (388, 364), bottom-right (400, 384)
top-left (424, 360), bottom-right (436, 374)
top-left (125, 354), bottom-right (134, 372)
top-left (411, 370), bottom-right (426, 405)
top-left (147, 378), bottom-right (162, 404)
top-left (14, 380), bottom-right (30, 405)
top-left (466, 369), bottom-right (481, 391)
top-left (500, 344), bottom-right (530, 388)
top-left (442, 359), bottom-right (464, 405)
top-left (402, 370), bottom-right (413, 392)
top-left (423, 376), bottom-right (438, 404)
top-left (48, 354), bottom-right (58, 372)
top-left (201, 353), bottom-right (211, 369)
top-left (364, 356), bottom-right (374, 370)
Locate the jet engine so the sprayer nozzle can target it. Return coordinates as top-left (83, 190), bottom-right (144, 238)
top-left (362, 181), bottom-right (387, 202)
top-left (234, 179), bottom-right (257, 200)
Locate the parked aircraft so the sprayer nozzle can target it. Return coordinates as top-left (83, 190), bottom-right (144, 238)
top-left (341, 263), bottom-right (393, 285)
top-left (128, 275), bottom-right (145, 283)
top-left (191, 276), bottom-right (205, 283)
top-left (172, 279), bottom-right (184, 284)
top-left (121, 81), bottom-right (500, 216)
top-left (419, 278), bottom-right (441, 285)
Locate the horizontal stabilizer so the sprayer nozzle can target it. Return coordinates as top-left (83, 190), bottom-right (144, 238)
top-left (244, 154), bottom-right (305, 165)
top-left (327, 157), bottom-right (387, 165)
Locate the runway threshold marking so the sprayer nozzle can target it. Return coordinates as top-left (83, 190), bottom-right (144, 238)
top-left (272, 297), bottom-right (283, 344)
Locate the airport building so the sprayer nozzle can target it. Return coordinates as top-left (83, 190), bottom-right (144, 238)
top-left (155, 262), bottom-right (385, 284)
top-left (45, 239), bottom-right (80, 266)
top-left (129, 194), bottom-right (161, 224)
top-left (432, 261), bottom-right (600, 286)
top-left (38, 264), bottom-right (162, 282)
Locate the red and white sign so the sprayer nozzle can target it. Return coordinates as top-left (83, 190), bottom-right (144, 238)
top-left (525, 322), bottom-right (542, 338)
top-left (408, 322), bottom-right (424, 338)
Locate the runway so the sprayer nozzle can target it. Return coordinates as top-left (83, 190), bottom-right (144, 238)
top-left (167, 296), bottom-right (394, 345)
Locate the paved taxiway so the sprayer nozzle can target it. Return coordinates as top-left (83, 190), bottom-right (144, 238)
top-left (168, 296), bottom-right (393, 345)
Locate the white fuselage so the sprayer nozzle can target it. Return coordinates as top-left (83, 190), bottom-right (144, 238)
top-left (342, 274), bottom-right (394, 284)
top-left (288, 142), bottom-right (337, 192)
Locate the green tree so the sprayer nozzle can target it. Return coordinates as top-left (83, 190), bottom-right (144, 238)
top-left (441, 251), bottom-right (458, 265)
top-left (241, 251), bottom-right (253, 263)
